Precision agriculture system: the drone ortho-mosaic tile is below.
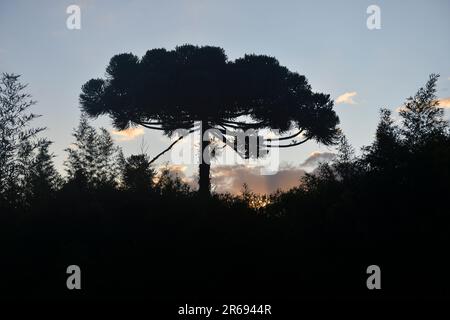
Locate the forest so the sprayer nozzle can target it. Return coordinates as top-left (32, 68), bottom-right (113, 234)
top-left (1, 69), bottom-right (449, 300)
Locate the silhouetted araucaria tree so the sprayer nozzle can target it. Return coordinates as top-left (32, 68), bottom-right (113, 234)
top-left (80, 45), bottom-right (340, 196)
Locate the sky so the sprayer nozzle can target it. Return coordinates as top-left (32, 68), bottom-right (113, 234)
top-left (1, 0), bottom-right (449, 194)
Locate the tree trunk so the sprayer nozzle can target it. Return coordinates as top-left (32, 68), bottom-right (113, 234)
top-left (198, 121), bottom-right (211, 197)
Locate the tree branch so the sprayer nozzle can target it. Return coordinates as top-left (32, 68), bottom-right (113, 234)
top-left (265, 137), bottom-right (311, 148)
top-left (138, 121), bottom-right (196, 131)
top-left (218, 120), bottom-right (266, 129)
top-left (140, 121), bottom-right (163, 125)
top-left (138, 122), bottom-right (166, 131)
top-left (267, 129), bottom-right (304, 141)
top-left (148, 128), bottom-right (197, 165)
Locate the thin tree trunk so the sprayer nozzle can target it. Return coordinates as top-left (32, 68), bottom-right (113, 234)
top-left (198, 121), bottom-right (211, 197)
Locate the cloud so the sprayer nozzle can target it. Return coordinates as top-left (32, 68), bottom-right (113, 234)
top-left (336, 91), bottom-right (357, 105)
top-left (437, 97), bottom-right (450, 108)
top-left (396, 105), bottom-right (406, 113)
top-left (154, 163), bottom-right (307, 195)
top-left (211, 164), bottom-right (306, 195)
top-left (111, 127), bottom-right (145, 141)
top-left (300, 151), bottom-right (335, 168)
top-left (396, 97), bottom-right (450, 112)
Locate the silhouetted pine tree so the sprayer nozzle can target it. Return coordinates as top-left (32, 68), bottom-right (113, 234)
top-left (27, 140), bottom-right (62, 204)
top-left (333, 131), bottom-right (358, 183)
top-left (0, 73), bottom-right (45, 209)
top-left (64, 114), bottom-right (123, 190)
top-left (362, 108), bottom-right (403, 173)
top-left (79, 45), bottom-right (340, 196)
top-left (96, 127), bottom-right (123, 188)
top-left (399, 74), bottom-right (447, 149)
top-left (122, 154), bottom-right (155, 192)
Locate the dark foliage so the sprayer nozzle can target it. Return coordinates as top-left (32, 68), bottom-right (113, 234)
top-left (1, 73), bottom-right (449, 300)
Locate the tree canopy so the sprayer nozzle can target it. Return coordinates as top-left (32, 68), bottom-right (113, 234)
top-left (80, 44), bottom-right (339, 143)
top-left (80, 45), bottom-right (340, 195)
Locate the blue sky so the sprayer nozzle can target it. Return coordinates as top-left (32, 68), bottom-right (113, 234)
top-left (1, 0), bottom-right (449, 193)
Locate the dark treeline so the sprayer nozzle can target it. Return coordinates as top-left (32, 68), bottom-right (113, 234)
top-left (1, 73), bottom-right (449, 299)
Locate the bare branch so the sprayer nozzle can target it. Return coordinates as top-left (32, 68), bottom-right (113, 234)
top-left (148, 128), bottom-right (197, 165)
top-left (265, 137), bottom-right (311, 148)
top-left (138, 121), bottom-right (196, 132)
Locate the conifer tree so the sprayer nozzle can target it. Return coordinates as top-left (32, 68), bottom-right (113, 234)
top-left (0, 73), bottom-right (45, 208)
top-left (399, 74), bottom-right (447, 148)
top-left (65, 115), bottom-right (123, 189)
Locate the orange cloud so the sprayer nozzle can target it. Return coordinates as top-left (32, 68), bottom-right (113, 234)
top-left (336, 91), bottom-right (357, 105)
top-left (396, 97), bottom-right (450, 112)
top-left (111, 127), bottom-right (145, 141)
top-left (437, 97), bottom-right (450, 108)
top-left (211, 164), bottom-right (306, 195)
top-left (396, 105), bottom-right (406, 113)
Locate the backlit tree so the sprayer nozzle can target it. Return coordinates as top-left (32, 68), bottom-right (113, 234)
top-left (80, 45), bottom-right (340, 196)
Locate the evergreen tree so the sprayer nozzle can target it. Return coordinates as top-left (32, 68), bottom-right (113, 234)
top-left (0, 73), bottom-right (45, 208)
top-left (96, 128), bottom-right (123, 187)
top-left (362, 108), bottom-right (402, 172)
top-left (122, 154), bottom-right (155, 192)
top-left (27, 140), bottom-right (62, 203)
top-left (399, 74), bottom-right (447, 149)
top-left (65, 115), bottom-right (123, 189)
top-left (80, 45), bottom-right (340, 196)
top-left (334, 131), bottom-right (357, 182)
